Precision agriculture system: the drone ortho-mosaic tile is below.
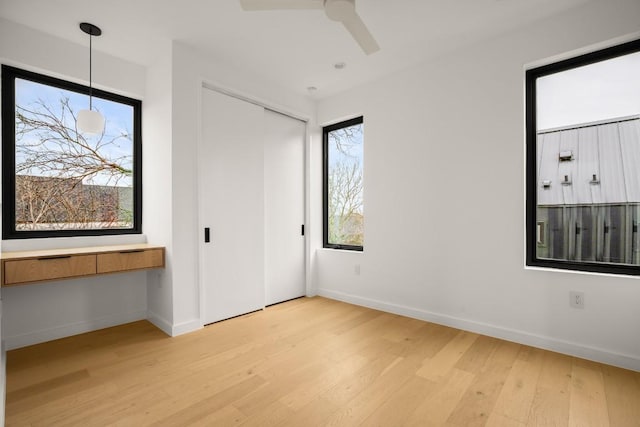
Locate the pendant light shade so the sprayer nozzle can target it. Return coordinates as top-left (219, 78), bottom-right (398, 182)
top-left (77, 109), bottom-right (105, 134)
top-left (77, 22), bottom-right (104, 134)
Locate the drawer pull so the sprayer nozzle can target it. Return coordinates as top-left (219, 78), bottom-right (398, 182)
top-left (38, 255), bottom-right (72, 260)
top-left (119, 249), bottom-right (145, 254)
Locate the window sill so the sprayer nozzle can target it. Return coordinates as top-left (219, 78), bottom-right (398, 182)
top-left (1, 234), bottom-right (148, 254)
top-left (317, 247), bottom-right (364, 255)
top-left (524, 262), bottom-right (640, 279)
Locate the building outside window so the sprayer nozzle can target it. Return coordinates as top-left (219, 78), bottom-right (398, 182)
top-left (526, 39), bottom-right (640, 275)
top-left (323, 116), bottom-right (364, 251)
top-left (2, 65), bottom-right (142, 239)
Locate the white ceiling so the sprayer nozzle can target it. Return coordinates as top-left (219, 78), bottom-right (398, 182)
top-left (0, 0), bottom-right (590, 99)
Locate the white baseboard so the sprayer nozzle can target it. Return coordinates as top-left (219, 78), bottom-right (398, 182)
top-left (4, 310), bottom-right (202, 351)
top-left (317, 288), bottom-right (640, 372)
top-left (172, 319), bottom-right (202, 336)
top-left (146, 310), bottom-right (173, 336)
top-left (4, 310), bottom-right (147, 351)
top-left (146, 311), bottom-right (202, 337)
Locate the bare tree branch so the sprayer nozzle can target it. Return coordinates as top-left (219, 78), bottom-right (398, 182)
top-left (14, 96), bottom-right (133, 230)
top-left (328, 157), bottom-right (363, 246)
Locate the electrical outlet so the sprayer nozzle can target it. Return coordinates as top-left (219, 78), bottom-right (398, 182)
top-left (570, 291), bottom-right (584, 309)
top-left (354, 264), bottom-right (361, 275)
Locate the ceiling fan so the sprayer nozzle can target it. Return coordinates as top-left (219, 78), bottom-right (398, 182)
top-left (239, 0), bottom-right (380, 55)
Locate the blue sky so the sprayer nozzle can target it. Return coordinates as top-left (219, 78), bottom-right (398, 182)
top-left (15, 78), bottom-right (134, 187)
top-left (328, 122), bottom-right (364, 214)
top-left (328, 122), bottom-right (364, 166)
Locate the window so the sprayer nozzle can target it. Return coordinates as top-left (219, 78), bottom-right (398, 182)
top-left (526, 39), bottom-right (640, 275)
top-left (2, 65), bottom-right (142, 239)
top-left (323, 116), bottom-right (364, 251)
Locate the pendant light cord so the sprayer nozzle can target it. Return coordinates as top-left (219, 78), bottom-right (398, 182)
top-left (89, 30), bottom-right (93, 111)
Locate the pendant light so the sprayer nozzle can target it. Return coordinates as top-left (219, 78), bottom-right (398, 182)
top-left (77, 22), bottom-right (105, 134)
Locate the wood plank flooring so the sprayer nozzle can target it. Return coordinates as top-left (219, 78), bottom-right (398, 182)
top-left (5, 296), bottom-right (640, 426)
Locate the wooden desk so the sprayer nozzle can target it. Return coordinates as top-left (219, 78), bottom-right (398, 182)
top-left (0, 244), bottom-right (165, 286)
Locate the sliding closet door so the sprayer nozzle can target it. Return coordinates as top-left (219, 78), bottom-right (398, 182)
top-left (264, 110), bottom-right (306, 305)
top-left (200, 88), bottom-right (265, 324)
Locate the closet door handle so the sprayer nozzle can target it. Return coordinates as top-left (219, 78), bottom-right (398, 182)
top-left (204, 227), bottom-right (210, 243)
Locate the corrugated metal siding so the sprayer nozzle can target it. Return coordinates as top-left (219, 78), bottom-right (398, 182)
top-left (619, 119), bottom-right (640, 201)
top-left (577, 126), bottom-right (601, 204)
top-left (562, 129), bottom-right (579, 204)
top-left (598, 123), bottom-right (627, 203)
top-left (538, 132), bottom-right (563, 205)
top-left (537, 116), bottom-right (640, 205)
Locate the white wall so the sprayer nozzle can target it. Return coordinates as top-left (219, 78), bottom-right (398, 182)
top-left (167, 41), bottom-right (316, 333)
top-left (315, 0), bottom-right (640, 371)
top-left (0, 18), bottom-right (144, 102)
top-left (0, 19), bottom-right (149, 349)
top-left (143, 42), bottom-right (175, 334)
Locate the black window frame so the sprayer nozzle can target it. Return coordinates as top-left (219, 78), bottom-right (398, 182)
top-left (323, 116), bottom-right (364, 251)
top-left (526, 38), bottom-right (640, 275)
top-left (1, 64), bottom-right (142, 239)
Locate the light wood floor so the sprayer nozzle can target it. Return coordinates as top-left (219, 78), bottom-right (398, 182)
top-left (5, 297), bottom-right (640, 426)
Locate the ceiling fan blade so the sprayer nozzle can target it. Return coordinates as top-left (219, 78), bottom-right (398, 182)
top-left (239, 0), bottom-right (324, 11)
top-left (342, 13), bottom-right (380, 55)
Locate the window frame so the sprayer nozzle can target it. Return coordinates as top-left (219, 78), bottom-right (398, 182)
top-left (323, 116), bottom-right (364, 251)
top-left (525, 38), bottom-right (640, 275)
top-left (1, 64), bottom-right (143, 239)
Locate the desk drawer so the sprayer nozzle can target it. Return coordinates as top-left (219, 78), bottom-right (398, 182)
top-left (96, 249), bottom-right (164, 274)
top-left (3, 255), bottom-right (97, 285)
